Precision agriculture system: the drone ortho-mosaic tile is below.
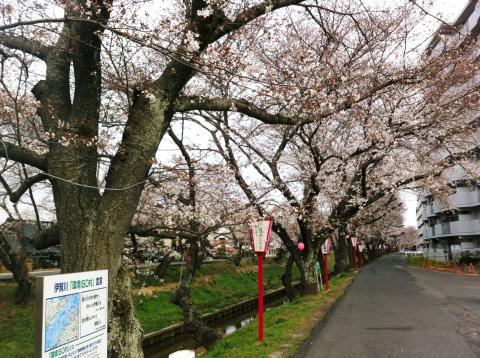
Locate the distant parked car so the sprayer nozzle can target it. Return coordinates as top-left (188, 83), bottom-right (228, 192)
top-left (403, 250), bottom-right (422, 256)
top-left (136, 249), bottom-right (163, 263)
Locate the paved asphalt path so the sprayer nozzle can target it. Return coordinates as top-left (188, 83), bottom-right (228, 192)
top-left (296, 253), bottom-right (480, 358)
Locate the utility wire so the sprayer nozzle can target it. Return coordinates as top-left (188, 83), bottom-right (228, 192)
top-left (0, 139), bottom-right (151, 191)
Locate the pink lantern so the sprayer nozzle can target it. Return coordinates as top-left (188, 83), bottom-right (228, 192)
top-left (297, 242), bottom-right (305, 251)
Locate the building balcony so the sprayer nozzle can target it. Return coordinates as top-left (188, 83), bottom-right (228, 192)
top-left (451, 189), bottom-right (480, 208)
top-left (433, 220), bottom-right (480, 238)
top-left (426, 205), bottom-right (435, 217)
top-left (426, 226), bottom-right (435, 238)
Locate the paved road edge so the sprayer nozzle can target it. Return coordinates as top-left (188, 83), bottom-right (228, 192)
top-left (292, 270), bottom-right (358, 358)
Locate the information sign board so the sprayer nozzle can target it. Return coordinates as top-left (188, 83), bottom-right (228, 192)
top-left (250, 218), bottom-right (273, 253)
top-left (36, 270), bottom-right (108, 358)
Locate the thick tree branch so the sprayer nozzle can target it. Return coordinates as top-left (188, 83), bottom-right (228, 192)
top-left (212, 0), bottom-right (306, 42)
top-left (0, 34), bottom-right (49, 60)
top-left (0, 140), bottom-right (47, 170)
top-left (0, 173), bottom-right (48, 203)
top-left (175, 96), bottom-right (303, 125)
top-left (175, 77), bottom-right (416, 125)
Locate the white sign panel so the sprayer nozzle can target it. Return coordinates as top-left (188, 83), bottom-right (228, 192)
top-left (250, 218), bottom-right (273, 253)
top-left (351, 237), bottom-right (358, 247)
top-left (37, 270), bottom-right (108, 358)
top-left (359, 244), bottom-right (364, 252)
top-left (321, 238), bottom-right (331, 255)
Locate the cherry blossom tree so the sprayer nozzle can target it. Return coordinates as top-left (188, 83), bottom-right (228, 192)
top-left (0, 0), bottom-right (316, 354)
top-left (1, 0), bottom-right (479, 355)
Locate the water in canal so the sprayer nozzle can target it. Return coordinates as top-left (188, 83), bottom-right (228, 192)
top-left (144, 298), bottom-right (286, 358)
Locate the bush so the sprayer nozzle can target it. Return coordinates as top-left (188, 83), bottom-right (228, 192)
top-left (458, 252), bottom-right (480, 265)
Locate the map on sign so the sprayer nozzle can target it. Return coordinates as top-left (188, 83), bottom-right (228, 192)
top-left (45, 293), bottom-right (80, 351)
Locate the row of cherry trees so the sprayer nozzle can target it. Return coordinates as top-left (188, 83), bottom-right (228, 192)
top-left (1, 0), bottom-right (479, 356)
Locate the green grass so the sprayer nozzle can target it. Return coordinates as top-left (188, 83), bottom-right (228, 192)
top-left (202, 271), bottom-right (355, 358)
top-left (327, 252), bottom-right (335, 272)
top-left (0, 283), bottom-right (35, 358)
top-left (406, 255), bottom-right (424, 267)
top-left (135, 261), bottom-right (299, 334)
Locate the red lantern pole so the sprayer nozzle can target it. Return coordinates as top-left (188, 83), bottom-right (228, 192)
top-left (360, 252), bottom-right (364, 266)
top-left (323, 253), bottom-right (329, 291)
top-left (250, 218), bottom-right (272, 342)
top-left (257, 252), bottom-right (264, 341)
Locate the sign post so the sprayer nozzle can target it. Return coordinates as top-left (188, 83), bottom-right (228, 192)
top-left (321, 238), bottom-right (331, 290)
top-left (250, 218), bottom-right (273, 342)
top-left (36, 270), bottom-right (108, 358)
top-left (351, 236), bottom-right (358, 271)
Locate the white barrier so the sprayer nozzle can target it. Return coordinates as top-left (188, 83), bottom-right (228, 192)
top-left (169, 350), bottom-right (195, 358)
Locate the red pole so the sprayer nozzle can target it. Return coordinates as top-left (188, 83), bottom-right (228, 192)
top-left (323, 254), bottom-right (329, 291)
top-left (258, 252), bottom-right (264, 341)
top-left (360, 252), bottom-right (363, 267)
top-left (353, 247), bottom-right (357, 271)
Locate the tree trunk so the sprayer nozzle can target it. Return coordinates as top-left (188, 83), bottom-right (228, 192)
top-left (155, 253), bottom-right (173, 279)
top-left (281, 254), bottom-right (295, 301)
top-left (334, 234), bottom-right (351, 273)
top-left (171, 282), bottom-right (219, 349)
top-left (0, 228), bottom-right (32, 305)
top-left (55, 216), bottom-right (144, 358)
top-left (172, 236), bottom-right (219, 348)
top-left (303, 244), bottom-right (320, 295)
top-left (109, 267), bottom-right (144, 358)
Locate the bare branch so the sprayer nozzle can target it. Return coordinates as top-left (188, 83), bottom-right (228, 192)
top-left (212, 0), bottom-right (306, 42)
top-left (0, 173), bottom-right (48, 203)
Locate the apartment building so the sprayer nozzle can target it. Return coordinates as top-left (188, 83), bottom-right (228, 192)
top-left (417, 0), bottom-right (480, 261)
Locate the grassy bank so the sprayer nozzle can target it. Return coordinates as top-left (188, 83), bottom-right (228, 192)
top-left (135, 261), bottom-right (299, 333)
top-left (0, 283), bottom-right (35, 358)
top-left (202, 271), bottom-right (355, 358)
top-left (406, 255), bottom-right (424, 267)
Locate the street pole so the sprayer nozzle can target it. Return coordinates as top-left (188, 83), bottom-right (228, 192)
top-left (250, 218), bottom-right (272, 343)
top-left (257, 252), bottom-right (264, 341)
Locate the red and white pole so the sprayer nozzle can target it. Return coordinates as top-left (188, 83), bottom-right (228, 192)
top-left (251, 218), bottom-right (273, 342)
top-left (257, 252), bottom-right (264, 341)
top-left (323, 253), bottom-right (329, 291)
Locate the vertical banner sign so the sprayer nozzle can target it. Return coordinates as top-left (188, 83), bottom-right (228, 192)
top-left (250, 218), bottom-right (273, 342)
top-left (36, 270), bottom-right (108, 358)
top-left (351, 237), bottom-right (358, 271)
top-left (321, 239), bottom-right (331, 290)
